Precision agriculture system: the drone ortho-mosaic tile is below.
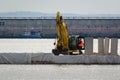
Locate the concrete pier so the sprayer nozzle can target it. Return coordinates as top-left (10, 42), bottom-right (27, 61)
top-left (98, 38), bottom-right (118, 55)
top-left (104, 38), bottom-right (110, 55)
top-left (111, 38), bottom-right (118, 55)
top-left (98, 38), bottom-right (104, 55)
top-left (0, 53), bottom-right (120, 64)
top-left (85, 37), bottom-right (93, 55)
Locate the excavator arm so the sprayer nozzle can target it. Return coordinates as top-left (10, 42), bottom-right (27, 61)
top-left (52, 12), bottom-right (69, 55)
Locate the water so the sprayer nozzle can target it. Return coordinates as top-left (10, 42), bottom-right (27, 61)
top-left (0, 65), bottom-right (120, 80)
top-left (0, 39), bottom-right (55, 53)
top-left (0, 39), bottom-right (119, 54)
top-left (0, 39), bottom-right (120, 80)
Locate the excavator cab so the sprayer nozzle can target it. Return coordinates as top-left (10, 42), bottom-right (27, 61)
top-left (68, 35), bottom-right (85, 55)
top-left (69, 35), bottom-right (85, 50)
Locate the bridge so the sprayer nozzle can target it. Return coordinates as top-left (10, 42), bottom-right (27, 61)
top-left (0, 17), bottom-right (120, 38)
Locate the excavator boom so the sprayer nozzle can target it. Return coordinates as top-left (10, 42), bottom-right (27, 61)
top-left (52, 12), bottom-right (69, 55)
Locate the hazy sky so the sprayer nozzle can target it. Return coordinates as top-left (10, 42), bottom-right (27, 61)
top-left (0, 0), bottom-right (120, 14)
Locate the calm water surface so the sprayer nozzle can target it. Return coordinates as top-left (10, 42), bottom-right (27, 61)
top-left (0, 65), bottom-right (120, 80)
top-left (0, 39), bottom-right (119, 54)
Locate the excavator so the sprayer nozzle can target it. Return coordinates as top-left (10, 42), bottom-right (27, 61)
top-left (52, 12), bottom-right (85, 55)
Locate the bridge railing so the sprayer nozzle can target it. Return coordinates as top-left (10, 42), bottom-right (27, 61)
top-left (1, 16), bottom-right (120, 19)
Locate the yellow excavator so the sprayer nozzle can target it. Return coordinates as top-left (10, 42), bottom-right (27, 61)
top-left (52, 12), bottom-right (85, 55)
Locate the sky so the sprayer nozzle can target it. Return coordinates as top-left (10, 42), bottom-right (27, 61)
top-left (0, 0), bottom-right (120, 14)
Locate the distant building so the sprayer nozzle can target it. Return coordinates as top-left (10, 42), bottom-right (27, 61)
top-left (0, 17), bottom-right (120, 38)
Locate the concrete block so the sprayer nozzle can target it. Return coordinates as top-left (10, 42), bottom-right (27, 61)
top-left (111, 38), bottom-right (118, 55)
top-left (85, 37), bottom-right (93, 55)
top-left (0, 53), bottom-right (31, 64)
top-left (104, 38), bottom-right (109, 54)
top-left (98, 38), bottom-right (104, 55)
top-left (0, 53), bottom-right (120, 64)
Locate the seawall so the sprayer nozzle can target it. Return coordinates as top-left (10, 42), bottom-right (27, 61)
top-left (0, 53), bottom-right (120, 64)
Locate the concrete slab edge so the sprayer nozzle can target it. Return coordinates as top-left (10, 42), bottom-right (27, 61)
top-left (0, 53), bottom-right (120, 64)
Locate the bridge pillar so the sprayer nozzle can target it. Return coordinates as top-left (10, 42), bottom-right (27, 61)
top-left (104, 38), bottom-right (110, 55)
top-left (111, 38), bottom-right (118, 55)
top-left (85, 37), bottom-right (93, 55)
top-left (98, 38), bottom-right (104, 55)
